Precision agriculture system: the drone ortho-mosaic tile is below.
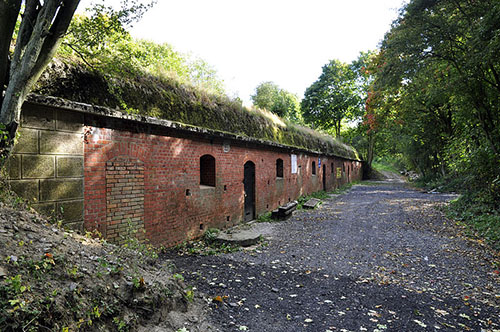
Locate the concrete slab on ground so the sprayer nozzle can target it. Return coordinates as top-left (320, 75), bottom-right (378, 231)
top-left (215, 222), bottom-right (275, 247)
top-left (303, 198), bottom-right (321, 209)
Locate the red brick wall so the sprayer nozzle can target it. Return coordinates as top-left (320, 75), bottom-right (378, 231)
top-left (84, 126), bottom-right (363, 246)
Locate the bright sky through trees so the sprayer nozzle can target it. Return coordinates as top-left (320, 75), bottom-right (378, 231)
top-left (78, 0), bottom-right (407, 104)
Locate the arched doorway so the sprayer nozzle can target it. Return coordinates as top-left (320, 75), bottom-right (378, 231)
top-left (243, 161), bottom-right (255, 222)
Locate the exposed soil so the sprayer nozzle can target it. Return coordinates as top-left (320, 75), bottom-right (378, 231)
top-left (0, 199), bottom-right (212, 332)
top-left (166, 181), bottom-right (500, 331)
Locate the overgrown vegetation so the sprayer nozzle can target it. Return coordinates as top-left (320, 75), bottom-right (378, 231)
top-left (0, 179), bottom-right (206, 331)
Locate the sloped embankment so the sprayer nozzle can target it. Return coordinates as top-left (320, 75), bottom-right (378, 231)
top-left (0, 198), bottom-right (213, 331)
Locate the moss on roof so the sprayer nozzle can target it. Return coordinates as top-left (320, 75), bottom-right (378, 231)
top-left (35, 59), bottom-right (360, 160)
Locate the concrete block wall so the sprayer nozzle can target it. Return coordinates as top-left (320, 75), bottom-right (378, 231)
top-left (8, 103), bottom-right (84, 229)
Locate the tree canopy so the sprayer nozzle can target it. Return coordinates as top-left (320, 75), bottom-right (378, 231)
top-left (251, 81), bottom-right (302, 123)
top-left (301, 59), bottom-right (364, 137)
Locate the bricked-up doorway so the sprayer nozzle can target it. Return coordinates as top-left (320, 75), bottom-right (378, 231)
top-left (105, 156), bottom-right (145, 244)
top-left (244, 161), bottom-right (255, 222)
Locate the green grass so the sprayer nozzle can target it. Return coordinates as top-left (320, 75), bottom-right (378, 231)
top-left (372, 160), bottom-right (400, 174)
top-left (446, 193), bottom-right (500, 252)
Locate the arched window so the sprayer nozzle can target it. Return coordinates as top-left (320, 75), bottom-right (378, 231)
top-left (200, 154), bottom-right (216, 187)
top-left (312, 161), bottom-right (316, 175)
top-left (276, 158), bottom-right (283, 178)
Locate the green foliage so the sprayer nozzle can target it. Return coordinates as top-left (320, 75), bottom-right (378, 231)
top-left (302, 59), bottom-right (364, 137)
top-left (251, 81), bottom-right (302, 123)
top-left (58, 1), bottom-right (225, 96)
top-left (256, 211), bottom-right (273, 223)
top-left (36, 60), bottom-right (359, 160)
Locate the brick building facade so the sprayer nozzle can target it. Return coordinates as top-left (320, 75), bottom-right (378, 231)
top-left (9, 96), bottom-right (363, 246)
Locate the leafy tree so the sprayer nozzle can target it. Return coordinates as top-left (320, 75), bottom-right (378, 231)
top-left (251, 81), bottom-right (280, 111)
top-left (378, 0), bottom-right (500, 156)
top-left (59, 2), bottom-right (224, 95)
top-left (0, 0), bottom-right (80, 156)
top-left (301, 59), bottom-right (363, 137)
top-left (251, 81), bottom-right (302, 122)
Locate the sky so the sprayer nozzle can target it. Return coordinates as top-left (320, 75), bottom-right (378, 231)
top-left (78, 0), bottom-right (407, 105)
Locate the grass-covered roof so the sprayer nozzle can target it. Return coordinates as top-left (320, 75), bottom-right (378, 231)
top-left (34, 59), bottom-right (360, 160)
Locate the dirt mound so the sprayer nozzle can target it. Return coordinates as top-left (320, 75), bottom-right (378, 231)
top-left (0, 197), bottom-right (212, 331)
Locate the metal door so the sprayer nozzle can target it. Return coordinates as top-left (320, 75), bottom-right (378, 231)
top-left (322, 164), bottom-right (326, 191)
top-left (243, 161), bottom-right (255, 222)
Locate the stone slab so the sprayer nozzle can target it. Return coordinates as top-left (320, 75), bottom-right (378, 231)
top-left (6, 155), bottom-right (21, 179)
top-left (56, 110), bottom-right (84, 132)
top-left (303, 198), bottom-right (321, 209)
top-left (216, 230), bottom-right (262, 247)
top-left (21, 104), bottom-right (55, 130)
top-left (13, 128), bottom-right (38, 154)
top-left (40, 178), bottom-right (83, 201)
top-left (22, 155), bottom-right (55, 179)
top-left (40, 131), bottom-right (83, 155)
top-left (9, 180), bottom-right (39, 202)
top-left (57, 156), bottom-right (83, 177)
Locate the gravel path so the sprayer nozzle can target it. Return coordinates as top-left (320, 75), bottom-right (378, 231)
top-left (166, 181), bottom-right (500, 331)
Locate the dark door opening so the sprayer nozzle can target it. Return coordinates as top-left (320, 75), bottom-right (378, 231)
top-left (322, 164), bottom-right (326, 191)
top-left (244, 161), bottom-right (255, 222)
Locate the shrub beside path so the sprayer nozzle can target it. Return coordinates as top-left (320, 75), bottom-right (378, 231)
top-left (168, 180), bottom-right (500, 331)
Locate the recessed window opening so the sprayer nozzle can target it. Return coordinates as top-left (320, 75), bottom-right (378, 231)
top-left (276, 158), bottom-right (284, 178)
top-left (331, 163), bottom-right (334, 173)
top-left (200, 154), bottom-right (216, 187)
top-left (312, 161), bottom-right (316, 175)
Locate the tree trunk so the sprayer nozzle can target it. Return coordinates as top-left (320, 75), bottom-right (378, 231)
top-left (0, 0), bottom-right (22, 101)
top-left (0, 0), bottom-right (80, 162)
top-left (366, 132), bottom-right (375, 167)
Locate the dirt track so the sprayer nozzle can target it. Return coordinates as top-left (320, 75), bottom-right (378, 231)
top-left (167, 181), bottom-right (500, 331)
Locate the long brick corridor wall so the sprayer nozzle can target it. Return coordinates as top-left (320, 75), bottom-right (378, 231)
top-left (11, 99), bottom-right (363, 247)
top-left (84, 126), bottom-right (362, 246)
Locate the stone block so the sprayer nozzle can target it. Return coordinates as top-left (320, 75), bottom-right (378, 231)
top-left (21, 104), bottom-right (55, 130)
top-left (56, 110), bottom-right (84, 132)
top-left (8, 180), bottom-right (39, 202)
top-left (13, 128), bottom-right (38, 154)
top-left (40, 131), bottom-right (82, 155)
top-left (40, 178), bottom-right (83, 201)
top-left (32, 202), bottom-right (56, 217)
top-left (22, 155), bottom-right (55, 179)
top-left (57, 156), bottom-right (83, 177)
top-left (6, 155), bottom-right (21, 179)
top-left (57, 200), bottom-right (84, 222)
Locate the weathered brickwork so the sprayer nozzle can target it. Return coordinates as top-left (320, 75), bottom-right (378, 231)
top-left (8, 103), bottom-right (84, 229)
top-left (10, 100), bottom-right (362, 247)
top-left (105, 157), bottom-right (145, 244)
top-left (84, 126), bottom-right (362, 246)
